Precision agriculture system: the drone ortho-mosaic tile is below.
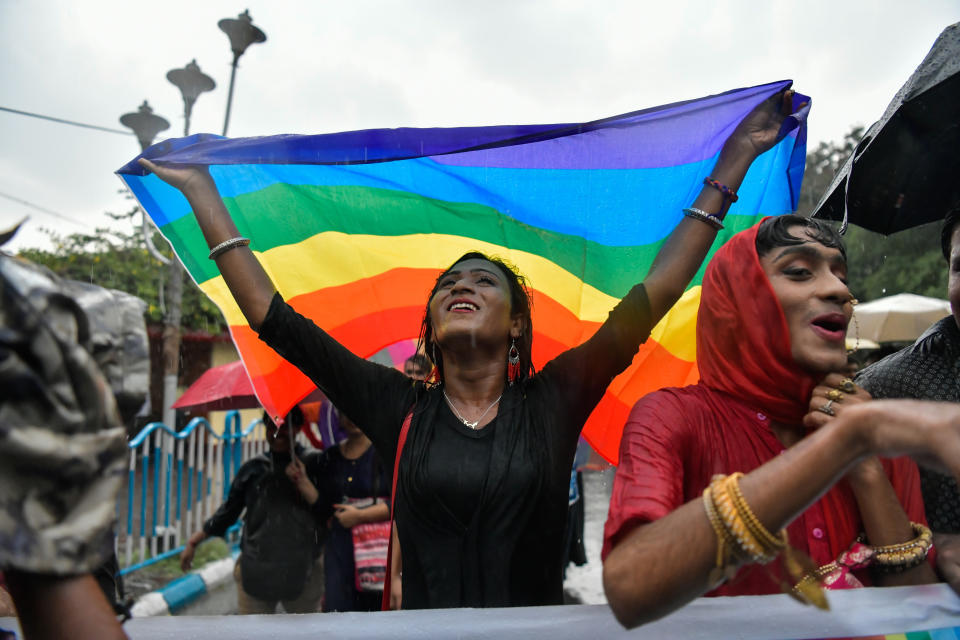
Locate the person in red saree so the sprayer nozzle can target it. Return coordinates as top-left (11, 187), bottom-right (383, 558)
top-left (602, 215), bottom-right (939, 628)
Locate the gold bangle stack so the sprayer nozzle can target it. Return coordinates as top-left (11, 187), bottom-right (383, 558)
top-left (702, 486), bottom-right (739, 584)
top-left (789, 522), bottom-right (933, 606)
top-left (725, 472), bottom-right (788, 558)
top-left (870, 522), bottom-right (933, 572)
top-left (702, 473), bottom-right (787, 585)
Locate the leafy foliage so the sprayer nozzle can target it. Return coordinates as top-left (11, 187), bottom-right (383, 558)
top-left (795, 126), bottom-right (866, 219)
top-left (796, 127), bottom-right (949, 302)
top-left (18, 206), bottom-right (226, 333)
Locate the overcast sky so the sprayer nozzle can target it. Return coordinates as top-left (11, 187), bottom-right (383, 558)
top-left (1, 0), bottom-right (957, 253)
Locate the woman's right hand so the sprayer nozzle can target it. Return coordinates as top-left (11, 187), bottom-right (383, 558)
top-left (804, 372), bottom-right (872, 431)
top-left (722, 89), bottom-right (800, 160)
top-left (138, 152), bottom-right (278, 331)
top-left (138, 158), bottom-right (213, 195)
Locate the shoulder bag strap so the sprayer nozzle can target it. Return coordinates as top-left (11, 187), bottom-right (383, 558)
top-left (381, 407), bottom-right (413, 611)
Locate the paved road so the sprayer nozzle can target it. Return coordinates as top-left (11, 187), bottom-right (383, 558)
top-left (563, 468), bottom-right (613, 605)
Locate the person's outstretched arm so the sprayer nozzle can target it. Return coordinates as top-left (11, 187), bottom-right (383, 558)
top-left (603, 400), bottom-right (960, 629)
top-left (137, 159), bottom-right (414, 456)
top-left (642, 89), bottom-right (801, 321)
top-left (180, 461), bottom-right (252, 571)
top-left (137, 160), bottom-right (275, 331)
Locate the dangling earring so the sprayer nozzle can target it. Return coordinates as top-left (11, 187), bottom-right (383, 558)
top-left (847, 298), bottom-right (860, 354)
top-left (507, 338), bottom-right (521, 385)
top-left (429, 342), bottom-right (441, 385)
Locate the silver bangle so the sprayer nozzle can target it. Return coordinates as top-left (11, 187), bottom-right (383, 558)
top-left (208, 236), bottom-right (251, 260)
top-left (682, 207), bottom-right (724, 230)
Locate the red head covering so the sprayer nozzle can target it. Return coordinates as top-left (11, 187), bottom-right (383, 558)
top-left (696, 219), bottom-right (818, 424)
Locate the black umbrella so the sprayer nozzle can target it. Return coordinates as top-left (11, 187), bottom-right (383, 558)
top-left (813, 22), bottom-right (960, 234)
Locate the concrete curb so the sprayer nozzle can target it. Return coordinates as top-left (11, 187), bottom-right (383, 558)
top-left (130, 551), bottom-right (239, 617)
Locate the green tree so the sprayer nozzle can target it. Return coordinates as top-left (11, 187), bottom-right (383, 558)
top-left (18, 207), bottom-right (226, 333)
top-left (796, 126), bottom-right (949, 303)
top-left (796, 125), bottom-right (865, 218)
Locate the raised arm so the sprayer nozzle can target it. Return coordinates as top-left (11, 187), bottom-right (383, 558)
top-left (643, 90), bottom-right (800, 321)
top-left (137, 160), bottom-right (275, 330)
top-left (137, 159), bottom-right (414, 450)
top-left (603, 399), bottom-right (958, 629)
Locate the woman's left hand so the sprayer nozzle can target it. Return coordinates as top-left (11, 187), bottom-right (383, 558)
top-left (333, 503), bottom-right (365, 529)
top-left (803, 372), bottom-right (872, 430)
top-left (804, 373), bottom-right (882, 486)
top-left (723, 89), bottom-right (802, 159)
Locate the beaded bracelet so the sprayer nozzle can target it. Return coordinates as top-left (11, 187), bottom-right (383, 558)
top-left (704, 177), bottom-right (739, 203)
top-left (870, 522), bottom-right (933, 572)
top-left (208, 236), bottom-right (251, 260)
top-left (683, 207), bottom-right (725, 230)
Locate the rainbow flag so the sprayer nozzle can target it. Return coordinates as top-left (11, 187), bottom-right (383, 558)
top-left (117, 79), bottom-right (808, 464)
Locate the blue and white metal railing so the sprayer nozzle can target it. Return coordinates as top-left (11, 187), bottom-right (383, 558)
top-left (119, 411), bottom-right (269, 575)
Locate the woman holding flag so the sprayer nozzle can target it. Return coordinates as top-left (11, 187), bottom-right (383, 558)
top-left (139, 89), bottom-right (797, 609)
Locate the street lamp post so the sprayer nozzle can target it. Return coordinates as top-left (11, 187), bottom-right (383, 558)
top-left (160, 61), bottom-right (216, 434)
top-left (120, 100), bottom-right (169, 152)
top-left (166, 59), bottom-right (216, 137)
top-left (120, 102), bottom-right (174, 265)
top-left (217, 9), bottom-right (266, 136)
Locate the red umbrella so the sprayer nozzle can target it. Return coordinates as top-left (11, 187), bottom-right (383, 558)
top-left (172, 360), bottom-right (261, 413)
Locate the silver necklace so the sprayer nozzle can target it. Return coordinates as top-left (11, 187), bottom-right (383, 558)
top-left (442, 390), bottom-right (502, 429)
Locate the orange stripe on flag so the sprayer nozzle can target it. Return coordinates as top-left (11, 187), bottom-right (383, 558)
top-left (583, 340), bottom-right (700, 464)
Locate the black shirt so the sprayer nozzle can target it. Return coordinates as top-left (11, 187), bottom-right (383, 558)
top-left (258, 283), bottom-right (652, 608)
top-left (427, 408), bottom-right (496, 527)
top-left (203, 447), bottom-right (325, 564)
top-left (857, 316), bottom-right (960, 533)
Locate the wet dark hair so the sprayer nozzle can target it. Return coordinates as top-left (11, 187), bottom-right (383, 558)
top-left (418, 252), bottom-right (535, 384)
top-left (262, 405), bottom-right (304, 430)
top-left (755, 214), bottom-right (847, 263)
top-left (941, 207), bottom-right (960, 261)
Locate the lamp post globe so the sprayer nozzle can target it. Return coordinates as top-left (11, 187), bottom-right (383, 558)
top-left (218, 9), bottom-right (266, 59)
top-left (160, 60), bottom-right (213, 447)
top-left (166, 59), bottom-right (215, 136)
top-left (217, 9), bottom-right (266, 136)
top-left (119, 101), bottom-right (170, 152)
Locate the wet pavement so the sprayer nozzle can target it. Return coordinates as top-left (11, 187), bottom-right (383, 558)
top-left (563, 468), bottom-right (613, 606)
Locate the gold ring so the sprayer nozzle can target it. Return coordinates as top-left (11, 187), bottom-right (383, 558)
top-left (826, 389), bottom-right (844, 402)
top-left (839, 378), bottom-right (856, 394)
top-left (817, 400), bottom-right (836, 416)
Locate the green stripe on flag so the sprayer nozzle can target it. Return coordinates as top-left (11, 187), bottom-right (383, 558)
top-left (162, 183), bottom-right (765, 296)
